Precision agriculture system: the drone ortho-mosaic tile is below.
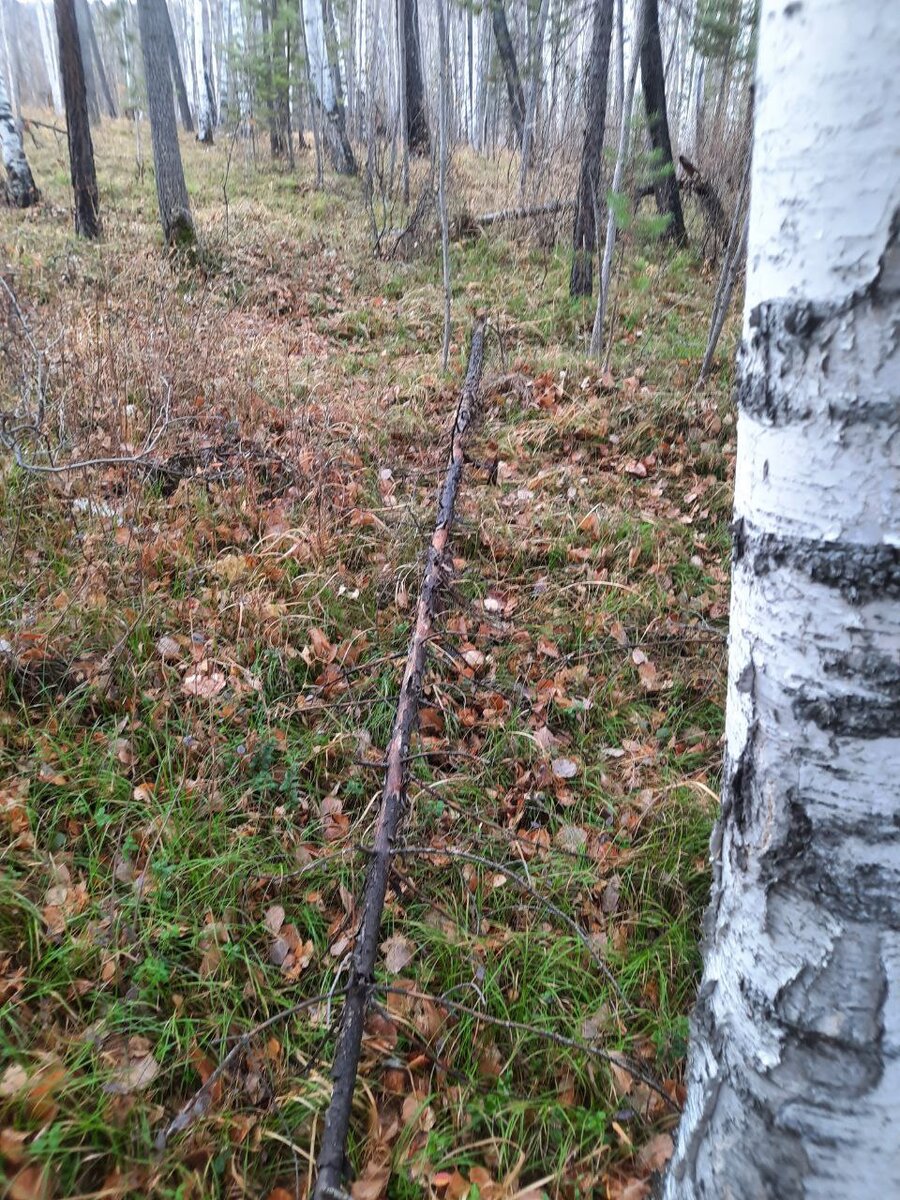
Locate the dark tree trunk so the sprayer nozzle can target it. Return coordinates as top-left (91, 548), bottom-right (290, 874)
top-left (136, 0), bottom-right (195, 247)
top-left (82, 0), bottom-right (118, 117)
top-left (640, 0), bottom-right (686, 244)
top-left (569, 0), bottom-right (614, 297)
top-left (401, 0), bottom-right (429, 155)
top-left (160, 0), bottom-right (194, 134)
top-left (73, 0), bottom-right (100, 124)
top-left (490, 0), bottom-right (525, 147)
top-left (54, 0), bottom-right (100, 237)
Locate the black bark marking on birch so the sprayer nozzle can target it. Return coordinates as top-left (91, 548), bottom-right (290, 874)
top-left (311, 322), bottom-right (485, 1200)
top-left (739, 212), bottom-right (899, 426)
top-left (794, 692), bottom-right (900, 740)
top-left (739, 525), bottom-right (900, 605)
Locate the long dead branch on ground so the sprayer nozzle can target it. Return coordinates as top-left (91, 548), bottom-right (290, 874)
top-left (312, 319), bottom-right (486, 1200)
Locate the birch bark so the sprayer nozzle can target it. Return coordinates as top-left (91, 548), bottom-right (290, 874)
top-left (665, 2), bottom-right (900, 1196)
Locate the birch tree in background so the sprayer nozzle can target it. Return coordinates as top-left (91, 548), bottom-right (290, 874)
top-left (665, 1), bottom-right (900, 1195)
top-left (161, 0), bottom-right (194, 132)
top-left (304, 0), bottom-right (355, 175)
top-left (37, 1), bottom-right (64, 113)
top-left (137, 0), bottom-right (196, 246)
top-left (193, 0), bottom-right (215, 143)
top-left (490, 0), bottom-right (525, 148)
top-left (0, 53), bottom-right (39, 207)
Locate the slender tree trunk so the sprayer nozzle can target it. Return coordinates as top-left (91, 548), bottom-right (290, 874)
top-left (436, 0), bottom-right (451, 370)
top-left (194, 0), bottom-right (215, 142)
top-left (589, 0), bottom-right (642, 356)
top-left (665, 3), bottom-right (900, 1196)
top-left (161, 0), bottom-right (194, 133)
top-left (0, 56), bottom-right (39, 207)
top-left (519, 0), bottom-right (549, 195)
top-left (137, 0), bottom-right (196, 246)
top-left (83, 0), bottom-right (118, 117)
top-left (73, 0), bottom-right (100, 124)
top-left (640, 0), bottom-right (686, 244)
top-left (54, 0), bottom-right (100, 237)
top-left (698, 149), bottom-right (751, 382)
top-left (401, 0), bottom-right (429, 155)
top-left (37, 1), bottom-right (64, 113)
top-left (305, 0), bottom-right (355, 174)
top-left (569, 0), bottom-right (614, 296)
top-left (297, 0), bottom-right (324, 186)
top-left (490, 0), bottom-right (525, 147)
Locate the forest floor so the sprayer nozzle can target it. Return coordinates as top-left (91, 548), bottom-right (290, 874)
top-left (0, 118), bottom-right (736, 1200)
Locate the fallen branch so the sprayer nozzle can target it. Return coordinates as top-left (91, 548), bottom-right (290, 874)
top-left (376, 984), bottom-right (678, 1113)
top-left (156, 988), bottom-right (345, 1150)
top-left (312, 319), bottom-right (486, 1200)
top-left (392, 845), bottom-right (632, 1007)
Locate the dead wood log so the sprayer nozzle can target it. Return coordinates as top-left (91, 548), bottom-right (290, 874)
top-left (471, 200), bottom-right (572, 227)
top-left (312, 319), bottom-right (486, 1200)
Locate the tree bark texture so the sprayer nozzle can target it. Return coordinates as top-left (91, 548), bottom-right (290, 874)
top-left (490, 0), bottom-right (525, 147)
top-left (0, 56), bottom-right (39, 207)
top-left (639, 0), bottom-right (685, 244)
top-left (161, 0), bottom-right (194, 133)
top-left (665, 2), bottom-right (900, 1196)
top-left (307, 0), bottom-right (356, 175)
top-left (569, 0), bottom-right (614, 296)
top-left (194, 0), bottom-right (215, 143)
top-left (312, 321), bottom-right (485, 1200)
top-left (137, 0), bottom-right (196, 246)
top-left (54, 0), bottom-right (100, 237)
top-left (401, 0), bottom-right (429, 155)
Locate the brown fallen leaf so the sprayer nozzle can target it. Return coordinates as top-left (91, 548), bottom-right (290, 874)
top-left (636, 1132), bottom-right (674, 1172)
top-left (381, 934), bottom-right (414, 975)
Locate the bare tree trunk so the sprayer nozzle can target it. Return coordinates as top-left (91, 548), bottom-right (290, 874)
top-left (137, 0), bottom-right (196, 246)
top-left (639, 0), bottom-right (686, 243)
top-left (698, 150), bottom-right (751, 382)
top-left (73, 0), bottom-right (100, 124)
top-left (519, 0), bottom-right (548, 195)
top-left (490, 0), bottom-right (525, 147)
top-left (54, 0), bottom-right (100, 237)
top-left (194, 0), bottom-right (216, 142)
top-left (665, 2), bottom-right (900, 1195)
top-left (83, 0), bottom-right (118, 117)
top-left (437, 0), bottom-right (451, 370)
top-left (161, 0), bottom-right (195, 133)
top-left (37, 1), bottom-right (64, 113)
top-left (569, 0), bottom-right (614, 296)
top-left (0, 53), bottom-right (39, 207)
top-left (589, 0), bottom-right (643, 356)
top-left (400, 0), bottom-right (429, 155)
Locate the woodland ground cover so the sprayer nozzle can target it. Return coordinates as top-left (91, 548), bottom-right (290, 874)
top-left (0, 118), bottom-right (735, 1199)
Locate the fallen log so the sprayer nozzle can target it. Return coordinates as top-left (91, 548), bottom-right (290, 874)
top-left (472, 199), bottom-right (573, 227)
top-left (312, 319), bottom-right (486, 1200)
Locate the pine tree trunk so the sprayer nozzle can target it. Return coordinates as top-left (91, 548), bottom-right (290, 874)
top-left (401, 0), bottom-right (429, 156)
top-left (0, 56), bottom-right (39, 207)
top-left (137, 0), bottom-right (196, 246)
top-left (665, 2), bottom-right (900, 1195)
top-left (82, 0), bottom-right (118, 117)
top-left (161, 0), bottom-right (195, 133)
top-left (639, 0), bottom-right (685, 244)
top-left (569, 0), bottom-right (614, 296)
top-left (54, 0), bottom-right (100, 237)
top-left (490, 0), bottom-right (525, 147)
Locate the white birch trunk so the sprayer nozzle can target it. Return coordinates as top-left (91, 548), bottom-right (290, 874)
top-left (194, 0), bottom-right (214, 141)
top-left (0, 45), bottom-right (38, 206)
top-left (665, 2), bottom-right (900, 1196)
top-left (37, 0), bottom-right (64, 113)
